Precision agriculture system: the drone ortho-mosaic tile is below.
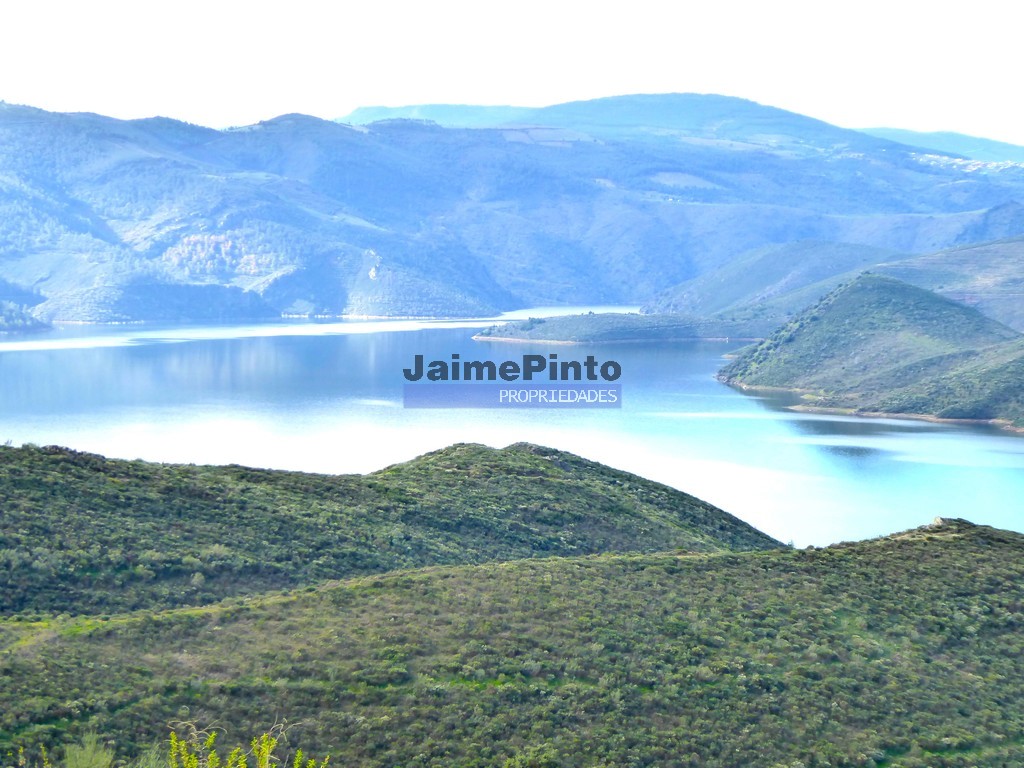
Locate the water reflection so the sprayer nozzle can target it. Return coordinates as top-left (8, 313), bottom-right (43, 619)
top-left (819, 445), bottom-right (884, 460)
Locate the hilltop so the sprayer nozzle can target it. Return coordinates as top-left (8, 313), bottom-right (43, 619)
top-left (4, 518), bottom-right (1024, 766)
top-left (719, 274), bottom-right (1024, 426)
top-left (0, 442), bottom-right (779, 616)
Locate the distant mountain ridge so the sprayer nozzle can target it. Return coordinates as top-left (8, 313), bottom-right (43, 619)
top-left (862, 127), bottom-right (1024, 163)
top-left (3, 95), bottom-right (1024, 321)
top-left (343, 94), bottom-right (926, 158)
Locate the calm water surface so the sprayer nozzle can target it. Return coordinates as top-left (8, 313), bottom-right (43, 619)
top-left (2, 312), bottom-right (1022, 547)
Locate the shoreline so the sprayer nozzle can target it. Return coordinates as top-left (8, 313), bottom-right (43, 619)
top-left (473, 334), bottom-right (579, 345)
top-left (473, 334), bottom-right (764, 345)
top-left (50, 314), bottom-right (463, 326)
top-left (789, 404), bottom-right (1024, 434)
top-left (722, 380), bottom-right (1024, 434)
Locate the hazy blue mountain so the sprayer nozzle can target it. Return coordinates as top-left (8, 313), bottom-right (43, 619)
top-left (345, 94), bottom-right (908, 155)
top-left (863, 127), bottom-right (1024, 163)
top-left (4, 95), bottom-right (1024, 322)
top-left (644, 240), bottom-right (905, 322)
top-left (341, 104), bottom-right (534, 127)
top-left (501, 94), bottom-right (912, 153)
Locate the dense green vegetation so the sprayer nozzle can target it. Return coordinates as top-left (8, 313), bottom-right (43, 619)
top-left (870, 337), bottom-right (1024, 423)
top-left (720, 274), bottom-right (1024, 426)
top-left (0, 442), bottom-right (778, 617)
top-left (4, 519), bottom-right (1024, 766)
top-left (475, 313), bottom-right (769, 344)
top-left (12, 727), bottom-right (327, 768)
top-left (720, 273), bottom-right (1018, 389)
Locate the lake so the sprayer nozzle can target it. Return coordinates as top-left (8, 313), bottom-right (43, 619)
top-left (2, 311), bottom-right (1023, 547)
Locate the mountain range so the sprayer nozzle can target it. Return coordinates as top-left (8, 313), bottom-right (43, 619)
top-left (3, 94), bottom-right (1024, 322)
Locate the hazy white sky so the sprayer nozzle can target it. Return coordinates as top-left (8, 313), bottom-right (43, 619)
top-left (1, 0), bottom-right (1021, 144)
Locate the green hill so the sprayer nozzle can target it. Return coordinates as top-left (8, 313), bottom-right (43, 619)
top-left (720, 274), bottom-right (1024, 426)
top-left (0, 442), bottom-right (779, 617)
top-left (4, 519), bottom-right (1024, 766)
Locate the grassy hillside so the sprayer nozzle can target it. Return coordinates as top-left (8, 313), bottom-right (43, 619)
top-left (0, 442), bottom-right (779, 617)
top-left (870, 337), bottom-right (1024, 423)
top-left (474, 313), bottom-right (770, 343)
top-left (643, 240), bottom-right (903, 322)
top-left (876, 234), bottom-right (1024, 331)
top-left (4, 519), bottom-right (1024, 766)
top-left (720, 274), bottom-right (1024, 425)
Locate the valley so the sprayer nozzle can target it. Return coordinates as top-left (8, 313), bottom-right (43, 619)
top-left (4, 92), bottom-right (1024, 768)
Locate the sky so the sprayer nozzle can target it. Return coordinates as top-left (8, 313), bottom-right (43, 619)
top-left (2, 0), bottom-right (1022, 144)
